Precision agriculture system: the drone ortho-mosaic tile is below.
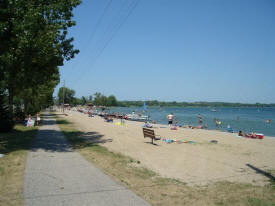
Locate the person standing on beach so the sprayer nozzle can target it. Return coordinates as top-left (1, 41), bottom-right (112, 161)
top-left (167, 113), bottom-right (174, 128)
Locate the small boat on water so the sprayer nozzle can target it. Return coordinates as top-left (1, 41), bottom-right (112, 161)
top-left (125, 101), bottom-right (150, 122)
top-left (125, 113), bottom-right (150, 122)
top-left (211, 109), bottom-right (216, 112)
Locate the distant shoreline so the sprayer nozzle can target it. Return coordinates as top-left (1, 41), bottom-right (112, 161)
top-left (115, 101), bottom-right (275, 108)
top-left (116, 105), bottom-right (275, 108)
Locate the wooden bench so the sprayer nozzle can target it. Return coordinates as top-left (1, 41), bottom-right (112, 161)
top-left (142, 128), bottom-right (160, 144)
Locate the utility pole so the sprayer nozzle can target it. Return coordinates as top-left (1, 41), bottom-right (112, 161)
top-left (62, 80), bottom-right (65, 113)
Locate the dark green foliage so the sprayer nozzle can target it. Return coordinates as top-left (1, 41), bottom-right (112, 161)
top-left (56, 90), bottom-right (118, 107)
top-left (93, 93), bottom-right (118, 107)
top-left (57, 87), bottom-right (76, 105)
top-left (0, 92), bottom-right (14, 132)
top-left (14, 105), bottom-right (25, 122)
top-left (107, 95), bottom-right (118, 107)
top-left (80, 96), bottom-right (87, 106)
top-left (0, 0), bottom-right (81, 120)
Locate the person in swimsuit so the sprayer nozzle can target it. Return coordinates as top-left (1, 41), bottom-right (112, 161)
top-left (167, 113), bottom-right (174, 128)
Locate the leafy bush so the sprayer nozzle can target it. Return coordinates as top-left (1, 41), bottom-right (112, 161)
top-left (14, 105), bottom-right (25, 122)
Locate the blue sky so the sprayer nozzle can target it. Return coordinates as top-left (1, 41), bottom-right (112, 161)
top-left (55, 0), bottom-right (275, 103)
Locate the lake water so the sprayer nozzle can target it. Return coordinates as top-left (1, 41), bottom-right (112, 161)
top-left (110, 107), bottom-right (275, 137)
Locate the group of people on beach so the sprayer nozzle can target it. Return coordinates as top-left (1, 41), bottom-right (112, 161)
top-left (165, 113), bottom-right (264, 139)
top-left (167, 113), bottom-right (206, 130)
top-left (238, 131), bottom-right (261, 139)
top-left (166, 113), bottom-right (222, 130)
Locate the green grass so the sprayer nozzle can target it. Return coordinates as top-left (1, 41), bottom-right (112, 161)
top-left (0, 124), bottom-right (37, 154)
top-left (247, 198), bottom-right (275, 206)
top-left (0, 124), bottom-right (38, 206)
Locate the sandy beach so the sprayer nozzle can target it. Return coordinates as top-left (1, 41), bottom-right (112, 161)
top-left (62, 110), bottom-right (275, 186)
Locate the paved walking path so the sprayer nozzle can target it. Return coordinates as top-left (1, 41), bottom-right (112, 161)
top-left (24, 113), bottom-right (150, 206)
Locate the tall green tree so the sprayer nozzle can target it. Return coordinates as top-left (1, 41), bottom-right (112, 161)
top-left (0, 0), bottom-right (81, 116)
top-left (80, 96), bottom-right (87, 105)
top-left (107, 95), bottom-right (118, 106)
top-left (88, 95), bottom-right (93, 103)
top-left (93, 92), bottom-right (102, 106)
top-left (0, 83), bottom-right (14, 132)
top-left (58, 87), bottom-right (76, 105)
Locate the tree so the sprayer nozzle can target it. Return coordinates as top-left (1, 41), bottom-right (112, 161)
top-left (0, 0), bottom-right (81, 116)
top-left (0, 86), bottom-right (14, 132)
top-left (88, 95), bottom-right (93, 103)
top-left (107, 95), bottom-right (118, 106)
top-left (93, 92), bottom-right (102, 106)
top-left (58, 87), bottom-right (76, 105)
top-left (80, 96), bottom-right (87, 105)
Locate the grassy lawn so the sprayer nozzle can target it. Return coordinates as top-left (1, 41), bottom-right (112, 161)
top-left (54, 113), bottom-right (275, 206)
top-left (0, 124), bottom-right (38, 206)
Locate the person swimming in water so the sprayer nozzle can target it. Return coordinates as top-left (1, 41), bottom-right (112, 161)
top-left (198, 114), bottom-right (203, 124)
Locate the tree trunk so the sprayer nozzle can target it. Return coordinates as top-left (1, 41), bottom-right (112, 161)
top-left (8, 86), bottom-right (14, 118)
top-left (23, 99), bottom-right (27, 114)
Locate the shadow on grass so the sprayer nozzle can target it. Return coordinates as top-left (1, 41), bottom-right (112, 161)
top-left (246, 164), bottom-right (275, 186)
top-left (42, 113), bottom-right (67, 117)
top-left (0, 125), bottom-right (38, 154)
top-left (40, 114), bottom-right (69, 126)
top-left (55, 119), bottom-right (70, 125)
top-left (46, 116), bottom-right (112, 152)
top-left (62, 130), bottom-right (112, 150)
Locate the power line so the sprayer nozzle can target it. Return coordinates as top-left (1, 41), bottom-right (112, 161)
top-left (68, 0), bottom-right (132, 87)
top-left (71, 0), bottom-right (140, 86)
top-left (86, 0), bottom-right (138, 62)
top-left (87, 0), bottom-right (140, 68)
top-left (67, 0), bottom-right (114, 74)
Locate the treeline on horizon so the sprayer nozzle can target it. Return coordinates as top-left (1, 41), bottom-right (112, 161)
top-left (56, 88), bottom-right (275, 108)
top-left (117, 101), bottom-right (275, 108)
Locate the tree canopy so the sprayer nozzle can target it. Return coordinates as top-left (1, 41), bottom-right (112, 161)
top-left (56, 90), bottom-right (118, 107)
top-left (0, 0), bottom-right (81, 131)
top-left (57, 87), bottom-right (76, 105)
